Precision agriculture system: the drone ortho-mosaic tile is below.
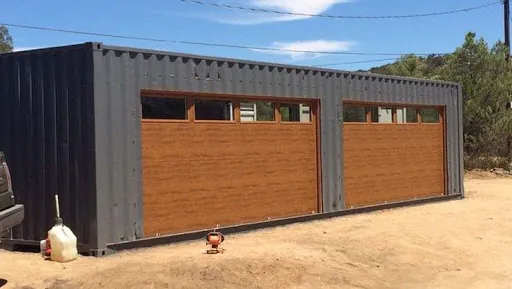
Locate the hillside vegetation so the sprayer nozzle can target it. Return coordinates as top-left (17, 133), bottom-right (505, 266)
top-left (367, 32), bottom-right (512, 170)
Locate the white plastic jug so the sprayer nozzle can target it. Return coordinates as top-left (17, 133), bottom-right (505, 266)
top-left (48, 223), bottom-right (78, 263)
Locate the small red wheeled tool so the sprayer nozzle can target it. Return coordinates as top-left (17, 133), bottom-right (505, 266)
top-left (205, 227), bottom-right (225, 254)
top-left (40, 237), bottom-right (52, 258)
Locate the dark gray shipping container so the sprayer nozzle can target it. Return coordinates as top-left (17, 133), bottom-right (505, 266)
top-left (0, 42), bottom-right (464, 255)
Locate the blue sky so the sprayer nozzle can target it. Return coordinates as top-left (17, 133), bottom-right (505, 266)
top-left (1, 0), bottom-right (505, 70)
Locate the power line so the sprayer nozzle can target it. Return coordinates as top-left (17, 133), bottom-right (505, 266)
top-left (179, 0), bottom-right (501, 20)
top-left (315, 58), bottom-right (401, 67)
top-left (315, 53), bottom-right (453, 67)
top-left (1, 22), bottom-right (449, 56)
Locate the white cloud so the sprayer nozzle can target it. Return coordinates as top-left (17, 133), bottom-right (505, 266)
top-left (13, 47), bottom-right (39, 52)
top-left (252, 40), bottom-right (356, 61)
top-left (216, 0), bottom-right (352, 25)
top-left (217, 14), bottom-right (306, 25)
top-left (251, 0), bottom-right (349, 14)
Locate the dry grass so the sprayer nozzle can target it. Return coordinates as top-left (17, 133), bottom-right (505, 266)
top-left (1, 175), bottom-right (512, 289)
top-left (465, 168), bottom-right (512, 179)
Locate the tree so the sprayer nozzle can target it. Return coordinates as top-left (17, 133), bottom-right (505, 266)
top-left (441, 33), bottom-right (512, 170)
top-left (0, 25), bottom-right (13, 53)
top-left (367, 32), bottom-right (512, 170)
top-left (369, 54), bottom-right (447, 79)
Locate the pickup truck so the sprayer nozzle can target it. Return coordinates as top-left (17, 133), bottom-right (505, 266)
top-left (0, 151), bottom-right (24, 235)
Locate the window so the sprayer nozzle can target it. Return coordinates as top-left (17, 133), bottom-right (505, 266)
top-left (280, 103), bottom-right (311, 123)
top-left (343, 106), bottom-right (366, 122)
top-left (300, 104), bottom-right (312, 123)
top-left (396, 107), bottom-right (418, 123)
top-left (240, 101), bottom-right (275, 122)
top-left (141, 96), bottom-right (187, 120)
top-left (420, 108), bottom-right (440, 123)
top-left (195, 99), bottom-right (234, 121)
top-left (370, 106), bottom-right (393, 123)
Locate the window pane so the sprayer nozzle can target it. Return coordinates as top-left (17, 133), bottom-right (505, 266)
top-left (396, 108), bottom-right (405, 123)
top-left (343, 106), bottom-right (366, 122)
top-left (141, 96), bottom-right (187, 120)
top-left (195, 99), bottom-right (234, 121)
top-left (280, 103), bottom-right (311, 122)
top-left (406, 108), bottom-right (418, 123)
top-left (421, 108), bottom-right (440, 123)
top-left (370, 107), bottom-right (393, 123)
top-left (240, 101), bottom-right (275, 122)
top-left (397, 107), bottom-right (418, 123)
top-left (300, 104), bottom-right (311, 123)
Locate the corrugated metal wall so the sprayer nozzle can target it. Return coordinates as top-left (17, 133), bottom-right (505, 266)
top-left (92, 45), bottom-right (145, 249)
top-left (0, 44), bottom-right (98, 250)
top-left (93, 43), bottom-right (463, 248)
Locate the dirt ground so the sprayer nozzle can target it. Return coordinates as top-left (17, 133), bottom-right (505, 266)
top-left (1, 173), bottom-right (512, 289)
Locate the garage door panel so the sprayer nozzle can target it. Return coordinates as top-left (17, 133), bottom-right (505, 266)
top-left (343, 122), bottom-right (445, 208)
top-left (142, 121), bottom-right (318, 237)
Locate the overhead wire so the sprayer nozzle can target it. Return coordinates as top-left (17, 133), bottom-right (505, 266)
top-left (178, 0), bottom-right (502, 20)
top-left (315, 58), bottom-right (402, 67)
top-left (1, 22), bottom-right (450, 56)
top-left (315, 53), bottom-right (453, 67)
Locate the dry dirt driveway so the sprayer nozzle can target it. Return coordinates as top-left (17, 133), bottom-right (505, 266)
top-left (1, 174), bottom-right (511, 289)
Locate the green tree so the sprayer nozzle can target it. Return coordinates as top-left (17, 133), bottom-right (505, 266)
top-left (441, 33), bottom-right (512, 169)
top-left (369, 54), bottom-right (447, 79)
top-left (367, 32), bottom-right (512, 170)
top-left (0, 25), bottom-right (13, 53)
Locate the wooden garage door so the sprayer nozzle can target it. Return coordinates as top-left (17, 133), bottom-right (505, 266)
top-left (343, 103), bottom-right (446, 208)
top-left (141, 92), bottom-right (320, 237)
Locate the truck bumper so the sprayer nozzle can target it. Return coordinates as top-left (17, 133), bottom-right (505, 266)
top-left (0, 205), bottom-right (24, 233)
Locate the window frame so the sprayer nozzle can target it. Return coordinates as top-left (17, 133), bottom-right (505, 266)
top-left (342, 105), bottom-right (369, 124)
top-left (140, 90), bottom-right (317, 125)
top-left (140, 94), bottom-right (190, 123)
top-left (369, 106), bottom-right (395, 124)
top-left (239, 100), bottom-right (278, 124)
top-left (342, 101), bottom-right (444, 125)
top-left (419, 107), bottom-right (442, 125)
top-left (193, 97), bottom-right (236, 124)
top-left (395, 107), bottom-right (420, 125)
top-left (278, 102), bottom-right (313, 124)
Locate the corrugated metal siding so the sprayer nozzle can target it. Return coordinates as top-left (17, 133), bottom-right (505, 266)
top-left (94, 43), bottom-right (462, 246)
top-left (0, 44), bottom-right (97, 249)
top-left (92, 48), bottom-right (144, 248)
top-left (457, 85), bottom-right (465, 197)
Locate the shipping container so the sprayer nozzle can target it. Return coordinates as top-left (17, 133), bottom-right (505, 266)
top-left (0, 42), bottom-right (464, 256)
